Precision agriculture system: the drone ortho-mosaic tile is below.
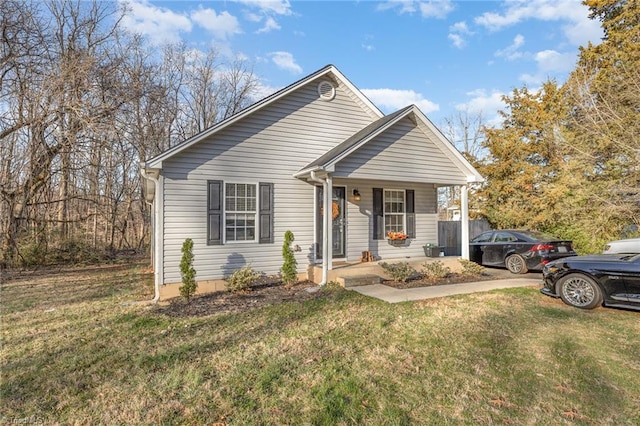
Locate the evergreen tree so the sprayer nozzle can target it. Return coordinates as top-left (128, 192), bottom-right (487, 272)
top-left (179, 238), bottom-right (197, 302)
top-left (280, 231), bottom-right (298, 287)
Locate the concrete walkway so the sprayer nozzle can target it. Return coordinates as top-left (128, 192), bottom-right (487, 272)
top-left (350, 277), bottom-right (542, 303)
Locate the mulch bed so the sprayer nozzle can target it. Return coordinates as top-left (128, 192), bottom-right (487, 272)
top-left (156, 279), bottom-right (336, 318)
top-left (382, 272), bottom-right (507, 289)
top-left (156, 269), bottom-right (516, 317)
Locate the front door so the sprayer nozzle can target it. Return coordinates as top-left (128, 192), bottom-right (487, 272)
top-left (316, 186), bottom-right (346, 259)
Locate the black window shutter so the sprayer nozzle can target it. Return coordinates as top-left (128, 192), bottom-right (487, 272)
top-left (207, 180), bottom-right (223, 245)
top-left (259, 182), bottom-right (274, 244)
top-left (406, 189), bottom-right (415, 238)
top-left (373, 188), bottom-right (384, 240)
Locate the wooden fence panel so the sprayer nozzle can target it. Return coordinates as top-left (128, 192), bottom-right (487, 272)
top-left (438, 220), bottom-right (491, 256)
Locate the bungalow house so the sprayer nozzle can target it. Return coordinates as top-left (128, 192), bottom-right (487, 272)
top-left (142, 64), bottom-right (483, 300)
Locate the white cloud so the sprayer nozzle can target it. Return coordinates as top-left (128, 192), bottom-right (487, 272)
top-left (448, 21), bottom-right (473, 48)
top-left (494, 34), bottom-right (525, 60)
top-left (269, 52), bottom-right (303, 74)
top-left (474, 0), bottom-right (603, 46)
top-left (191, 8), bottom-right (241, 40)
top-left (448, 33), bottom-right (465, 49)
top-left (237, 0), bottom-right (292, 34)
top-left (377, 0), bottom-right (455, 19)
top-left (236, 0), bottom-right (293, 16)
top-left (119, 0), bottom-right (192, 45)
top-left (256, 16), bottom-right (281, 33)
top-left (419, 0), bottom-right (455, 19)
top-left (361, 88), bottom-right (439, 114)
top-left (520, 49), bottom-right (577, 85)
top-left (253, 80), bottom-right (280, 102)
top-left (455, 89), bottom-right (506, 128)
top-left (562, 19), bottom-right (603, 46)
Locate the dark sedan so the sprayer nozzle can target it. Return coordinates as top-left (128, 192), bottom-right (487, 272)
top-left (469, 230), bottom-right (576, 274)
top-left (541, 254), bottom-right (640, 310)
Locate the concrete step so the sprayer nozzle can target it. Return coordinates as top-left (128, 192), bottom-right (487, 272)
top-left (338, 274), bottom-right (382, 288)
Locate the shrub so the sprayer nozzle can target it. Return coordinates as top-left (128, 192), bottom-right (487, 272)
top-left (421, 260), bottom-right (451, 279)
top-left (179, 238), bottom-right (197, 302)
top-left (458, 258), bottom-right (485, 275)
top-left (226, 265), bottom-right (260, 293)
top-left (18, 240), bottom-right (48, 268)
top-left (280, 230), bottom-right (298, 286)
top-left (379, 261), bottom-right (416, 283)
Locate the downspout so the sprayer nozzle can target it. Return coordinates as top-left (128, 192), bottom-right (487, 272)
top-left (309, 170), bottom-right (328, 285)
top-left (141, 167), bottom-right (161, 303)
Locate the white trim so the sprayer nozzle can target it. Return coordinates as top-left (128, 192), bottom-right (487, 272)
top-left (461, 185), bottom-right (470, 259)
top-left (223, 181), bottom-right (259, 244)
top-left (157, 174), bottom-right (164, 288)
top-left (383, 188), bottom-right (407, 235)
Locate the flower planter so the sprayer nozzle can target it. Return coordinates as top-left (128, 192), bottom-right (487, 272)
top-left (388, 239), bottom-right (408, 247)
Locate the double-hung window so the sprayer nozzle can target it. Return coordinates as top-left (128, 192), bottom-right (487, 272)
top-left (373, 187), bottom-right (415, 240)
top-left (207, 180), bottom-right (273, 245)
top-left (384, 189), bottom-right (405, 234)
top-left (225, 183), bottom-right (256, 241)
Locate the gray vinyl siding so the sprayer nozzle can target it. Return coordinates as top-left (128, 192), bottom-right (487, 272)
top-left (334, 117), bottom-right (469, 185)
top-left (336, 179), bottom-right (438, 262)
top-left (161, 80), bottom-right (376, 283)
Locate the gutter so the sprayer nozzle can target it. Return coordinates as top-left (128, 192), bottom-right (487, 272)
top-left (140, 166), bottom-right (161, 303)
top-left (309, 170), bottom-right (328, 285)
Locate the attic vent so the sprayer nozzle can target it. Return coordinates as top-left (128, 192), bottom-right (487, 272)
top-left (317, 81), bottom-right (336, 101)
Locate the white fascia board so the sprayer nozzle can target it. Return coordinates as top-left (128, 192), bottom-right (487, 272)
top-left (411, 106), bottom-right (485, 183)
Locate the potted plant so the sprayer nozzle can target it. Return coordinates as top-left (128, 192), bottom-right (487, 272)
top-left (387, 231), bottom-right (408, 246)
top-left (423, 243), bottom-right (440, 257)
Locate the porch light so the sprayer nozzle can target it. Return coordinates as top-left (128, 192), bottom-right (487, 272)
top-left (353, 189), bottom-right (361, 201)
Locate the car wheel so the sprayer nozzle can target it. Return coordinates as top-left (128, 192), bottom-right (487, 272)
top-left (505, 254), bottom-right (528, 274)
top-left (558, 273), bottom-right (603, 309)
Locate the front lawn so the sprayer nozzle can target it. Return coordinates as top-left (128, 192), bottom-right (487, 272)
top-left (1, 263), bottom-right (639, 424)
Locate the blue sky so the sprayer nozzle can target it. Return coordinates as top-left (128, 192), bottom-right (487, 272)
top-left (119, 0), bottom-right (603, 128)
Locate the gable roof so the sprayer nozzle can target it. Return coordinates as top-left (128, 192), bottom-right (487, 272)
top-left (143, 64), bottom-right (383, 169)
top-left (294, 104), bottom-right (484, 183)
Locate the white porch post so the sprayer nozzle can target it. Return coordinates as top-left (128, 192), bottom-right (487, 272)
top-left (326, 175), bottom-right (333, 270)
top-left (461, 184), bottom-right (470, 259)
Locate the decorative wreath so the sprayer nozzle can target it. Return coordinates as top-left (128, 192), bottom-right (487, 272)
top-left (320, 201), bottom-right (340, 220)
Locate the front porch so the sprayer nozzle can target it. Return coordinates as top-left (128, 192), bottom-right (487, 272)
top-left (308, 255), bottom-right (464, 287)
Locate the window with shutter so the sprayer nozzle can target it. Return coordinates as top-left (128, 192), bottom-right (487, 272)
top-left (207, 181), bottom-right (274, 245)
top-left (207, 180), bottom-right (223, 245)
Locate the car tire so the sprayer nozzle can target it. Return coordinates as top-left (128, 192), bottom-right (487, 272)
top-left (558, 273), bottom-right (603, 309)
top-left (505, 254), bottom-right (528, 274)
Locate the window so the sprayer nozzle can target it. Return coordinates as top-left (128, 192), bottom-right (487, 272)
top-left (208, 181), bottom-right (273, 245)
top-left (225, 183), bottom-right (256, 241)
top-left (384, 189), bottom-right (405, 234)
top-left (373, 188), bottom-right (415, 240)
top-left (471, 232), bottom-right (493, 243)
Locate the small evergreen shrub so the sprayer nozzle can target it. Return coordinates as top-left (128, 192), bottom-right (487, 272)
top-left (226, 265), bottom-right (259, 293)
top-left (421, 260), bottom-right (452, 279)
top-left (179, 238), bottom-right (197, 301)
top-left (458, 258), bottom-right (485, 275)
top-left (380, 261), bottom-right (416, 283)
top-left (280, 230), bottom-right (298, 286)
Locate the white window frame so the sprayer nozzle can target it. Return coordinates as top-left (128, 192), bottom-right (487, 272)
top-left (224, 182), bottom-right (258, 243)
top-left (384, 189), bottom-right (406, 235)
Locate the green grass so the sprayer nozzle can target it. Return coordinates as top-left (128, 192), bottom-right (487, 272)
top-left (1, 263), bottom-right (639, 425)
